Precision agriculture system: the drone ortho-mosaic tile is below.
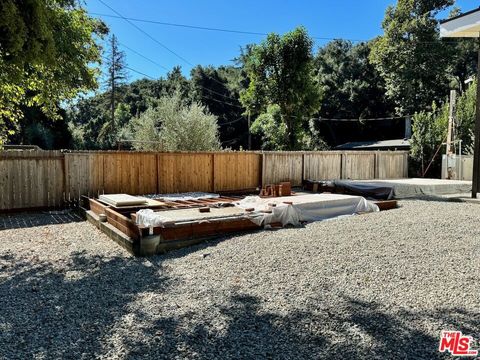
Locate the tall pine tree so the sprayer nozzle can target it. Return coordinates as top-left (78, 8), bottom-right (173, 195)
top-left (100, 34), bottom-right (128, 145)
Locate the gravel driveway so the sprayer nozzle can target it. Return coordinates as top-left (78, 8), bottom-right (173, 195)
top-left (0, 200), bottom-right (479, 359)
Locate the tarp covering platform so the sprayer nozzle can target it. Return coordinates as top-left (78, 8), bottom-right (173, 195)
top-left (305, 178), bottom-right (472, 199)
top-left (351, 178), bottom-right (472, 199)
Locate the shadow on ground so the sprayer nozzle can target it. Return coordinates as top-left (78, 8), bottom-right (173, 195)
top-left (0, 210), bottom-right (83, 230)
top-left (0, 245), bottom-right (478, 359)
top-left (122, 292), bottom-right (477, 359)
top-left (0, 250), bottom-right (170, 359)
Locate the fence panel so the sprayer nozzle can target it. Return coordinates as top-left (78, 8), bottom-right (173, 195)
top-left (103, 152), bottom-right (157, 195)
top-left (0, 151), bottom-right (64, 210)
top-left (157, 153), bottom-right (213, 193)
top-left (303, 152), bottom-right (342, 180)
top-left (376, 152), bottom-right (408, 179)
top-left (262, 152), bottom-right (303, 186)
top-left (213, 152), bottom-right (261, 191)
top-left (342, 152), bottom-right (376, 179)
top-left (65, 153), bottom-right (102, 200)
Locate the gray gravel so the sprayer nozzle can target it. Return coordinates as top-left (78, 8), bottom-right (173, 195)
top-left (0, 200), bottom-right (479, 359)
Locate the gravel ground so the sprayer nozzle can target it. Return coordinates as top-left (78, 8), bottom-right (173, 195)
top-left (0, 200), bottom-right (479, 359)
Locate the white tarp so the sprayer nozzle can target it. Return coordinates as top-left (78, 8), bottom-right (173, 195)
top-left (135, 193), bottom-right (379, 229)
top-left (144, 192), bottom-right (220, 201)
top-left (136, 209), bottom-right (170, 228)
top-left (236, 194), bottom-right (379, 227)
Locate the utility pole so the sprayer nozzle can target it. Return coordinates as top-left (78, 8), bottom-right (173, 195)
top-left (446, 90), bottom-right (456, 179)
top-left (446, 90), bottom-right (456, 155)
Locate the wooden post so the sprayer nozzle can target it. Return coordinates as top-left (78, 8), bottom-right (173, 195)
top-left (247, 111), bottom-right (252, 150)
top-left (446, 90), bottom-right (456, 155)
top-left (472, 41), bottom-right (480, 198)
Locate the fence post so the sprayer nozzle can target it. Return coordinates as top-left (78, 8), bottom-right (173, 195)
top-left (301, 152), bottom-right (305, 184)
top-left (261, 152), bottom-right (266, 187)
top-left (212, 153), bottom-right (215, 193)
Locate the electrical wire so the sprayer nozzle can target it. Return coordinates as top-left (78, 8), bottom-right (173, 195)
top-left (90, 11), bottom-right (464, 44)
top-left (314, 115), bottom-right (410, 122)
top-left (96, 2), bottom-right (246, 106)
top-left (118, 41), bottom-right (170, 71)
top-left (97, 0), bottom-right (193, 66)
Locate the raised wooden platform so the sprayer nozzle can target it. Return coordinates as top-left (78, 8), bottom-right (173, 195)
top-left (88, 193), bottom-right (396, 256)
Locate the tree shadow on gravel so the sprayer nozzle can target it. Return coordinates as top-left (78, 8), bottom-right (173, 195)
top-left (0, 250), bottom-right (171, 359)
top-left (2, 247), bottom-right (478, 359)
top-left (120, 293), bottom-right (478, 360)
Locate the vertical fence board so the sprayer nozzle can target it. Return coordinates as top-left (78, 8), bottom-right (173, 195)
top-left (214, 153), bottom-right (261, 191)
top-left (303, 152), bottom-right (342, 180)
top-left (376, 152), bottom-right (408, 179)
top-left (262, 152), bottom-right (303, 186)
top-left (342, 152), bottom-right (376, 179)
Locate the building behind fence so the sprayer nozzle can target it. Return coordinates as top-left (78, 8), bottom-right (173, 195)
top-left (0, 150), bottom-right (408, 211)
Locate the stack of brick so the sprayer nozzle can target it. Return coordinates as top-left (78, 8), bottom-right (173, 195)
top-left (259, 181), bottom-right (292, 197)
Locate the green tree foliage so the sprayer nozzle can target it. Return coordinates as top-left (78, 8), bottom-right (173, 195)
top-left (370, 0), bottom-right (454, 114)
top-left (0, 0), bottom-right (107, 144)
top-left (315, 40), bottom-right (394, 119)
top-left (240, 27), bottom-right (321, 149)
top-left (410, 104), bottom-right (447, 175)
top-left (250, 105), bottom-right (287, 150)
top-left (190, 65), bottom-right (248, 148)
top-left (100, 34), bottom-right (128, 144)
top-left (126, 92), bottom-right (220, 151)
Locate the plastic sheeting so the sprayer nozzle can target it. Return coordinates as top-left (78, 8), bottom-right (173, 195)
top-left (236, 194), bottom-right (379, 227)
top-left (143, 192), bottom-right (220, 201)
top-left (332, 180), bottom-right (394, 200)
top-left (136, 209), bottom-right (170, 228)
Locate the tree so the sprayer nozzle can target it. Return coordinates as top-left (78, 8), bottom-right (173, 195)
top-left (100, 34), bottom-right (128, 144)
top-left (370, 0), bottom-right (454, 114)
top-left (0, 0), bottom-right (107, 144)
top-left (240, 27), bottom-right (321, 149)
top-left (410, 104), bottom-right (447, 175)
top-left (190, 65), bottom-right (248, 148)
top-left (250, 105), bottom-right (287, 150)
top-left (128, 92), bottom-right (221, 151)
top-left (315, 40), bottom-right (394, 119)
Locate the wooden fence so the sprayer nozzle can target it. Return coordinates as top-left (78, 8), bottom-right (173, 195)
top-left (262, 151), bottom-right (409, 185)
top-left (0, 150), bottom-right (408, 211)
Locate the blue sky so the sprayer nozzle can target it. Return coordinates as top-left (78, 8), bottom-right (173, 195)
top-left (86, 0), bottom-right (479, 82)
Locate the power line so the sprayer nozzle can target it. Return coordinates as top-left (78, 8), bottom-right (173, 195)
top-left (118, 41), bottom-right (169, 71)
top-left (101, 53), bottom-right (246, 110)
top-left (101, 54), bottom-right (156, 79)
top-left (315, 115), bottom-right (410, 122)
top-left (96, 1), bottom-right (246, 103)
top-left (91, 12), bottom-right (269, 37)
top-left (91, 12), bottom-right (368, 42)
top-left (219, 116), bottom-right (245, 126)
top-left (90, 11), bottom-right (463, 45)
top-left (97, 0), bottom-right (194, 66)
top-left (117, 40), bottom-right (241, 103)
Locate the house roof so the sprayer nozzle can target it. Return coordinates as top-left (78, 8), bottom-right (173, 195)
top-left (440, 7), bottom-right (480, 38)
top-left (335, 139), bottom-right (410, 150)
